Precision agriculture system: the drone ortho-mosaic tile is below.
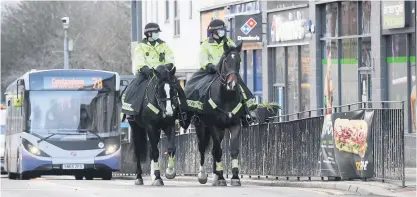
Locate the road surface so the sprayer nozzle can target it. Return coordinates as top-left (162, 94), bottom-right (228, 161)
top-left (1, 175), bottom-right (368, 197)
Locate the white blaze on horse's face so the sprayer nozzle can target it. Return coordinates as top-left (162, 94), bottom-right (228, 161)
top-left (164, 83), bottom-right (174, 116)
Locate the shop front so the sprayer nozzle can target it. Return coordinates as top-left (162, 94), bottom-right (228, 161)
top-left (380, 0), bottom-right (416, 133)
top-left (225, 1), bottom-right (263, 103)
top-left (267, 5), bottom-right (312, 118)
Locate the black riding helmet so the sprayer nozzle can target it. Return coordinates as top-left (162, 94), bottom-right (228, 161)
top-left (208, 19), bottom-right (226, 33)
top-left (144, 22), bottom-right (161, 36)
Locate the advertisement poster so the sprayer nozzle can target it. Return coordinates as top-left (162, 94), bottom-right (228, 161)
top-left (320, 110), bottom-right (375, 179)
top-left (320, 114), bottom-right (339, 177)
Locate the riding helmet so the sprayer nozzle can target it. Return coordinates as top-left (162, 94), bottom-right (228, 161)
top-left (144, 22), bottom-right (162, 35)
top-left (208, 19), bottom-right (226, 33)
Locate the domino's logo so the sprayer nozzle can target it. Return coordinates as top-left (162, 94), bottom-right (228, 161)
top-left (240, 18), bottom-right (257, 35)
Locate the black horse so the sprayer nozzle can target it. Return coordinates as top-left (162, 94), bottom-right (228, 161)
top-left (187, 42), bottom-right (245, 186)
top-left (126, 64), bottom-right (186, 186)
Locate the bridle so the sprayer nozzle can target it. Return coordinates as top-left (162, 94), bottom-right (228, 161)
top-left (217, 51), bottom-right (241, 86)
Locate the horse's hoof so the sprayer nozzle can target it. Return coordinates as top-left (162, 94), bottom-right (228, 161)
top-left (212, 179), bottom-right (227, 186)
top-left (198, 172), bottom-right (208, 184)
top-left (152, 179), bottom-right (164, 186)
top-left (165, 168), bottom-right (176, 179)
top-left (134, 179), bottom-right (144, 185)
top-left (231, 179), bottom-right (241, 186)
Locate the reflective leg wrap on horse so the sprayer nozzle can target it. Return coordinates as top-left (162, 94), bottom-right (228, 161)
top-left (151, 161), bottom-right (164, 186)
top-left (212, 162), bottom-right (227, 186)
top-left (165, 156), bottom-right (176, 179)
top-left (230, 159), bottom-right (241, 186)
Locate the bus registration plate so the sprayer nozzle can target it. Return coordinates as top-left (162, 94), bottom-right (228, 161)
top-left (62, 164), bottom-right (84, 169)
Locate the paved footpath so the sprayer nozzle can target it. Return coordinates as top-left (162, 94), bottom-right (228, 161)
top-left (2, 175), bottom-right (364, 197)
top-left (114, 168), bottom-right (416, 197)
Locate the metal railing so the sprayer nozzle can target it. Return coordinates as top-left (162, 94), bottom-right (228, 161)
top-left (118, 101), bottom-right (406, 186)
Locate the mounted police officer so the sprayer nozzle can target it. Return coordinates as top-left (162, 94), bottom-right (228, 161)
top-left (184, 19), bottom-right (257, 127)
top-left (122, 22), bottom-right (187, 117)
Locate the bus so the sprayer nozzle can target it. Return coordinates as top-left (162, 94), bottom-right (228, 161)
top-left (1, 104), bottom-right (6, 174)
top-left (4, 69), bottom-right (123, 180)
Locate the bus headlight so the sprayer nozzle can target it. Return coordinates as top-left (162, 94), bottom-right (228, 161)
top-left (29, 145), bottom-right (40, 155)
top-left (22, 139), bottom-right (50, 157)
top-left (105, 145), bottom-right (117, 155)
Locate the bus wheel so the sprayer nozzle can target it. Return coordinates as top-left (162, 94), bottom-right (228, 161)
top-left (19, 172), bottom-right (30, 180)
top-left (8, 173), bottom-right (18, 180)
top-left (85, 173), bottom-right (93, 180)
top-left (101, 171), bottom-right (112, 180)
top-left (75, 175), bottom-right (83, 180)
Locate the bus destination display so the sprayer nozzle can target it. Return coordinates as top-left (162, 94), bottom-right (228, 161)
top-left (44, 77), bottom-right (103, 89)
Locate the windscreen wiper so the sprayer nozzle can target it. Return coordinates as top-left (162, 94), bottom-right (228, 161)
top-left (37, 134), bottom-right (55, 144)
top-left (77, 129), bottom-right (104, 142)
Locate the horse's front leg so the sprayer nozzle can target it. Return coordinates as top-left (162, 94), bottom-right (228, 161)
top-left (211, 126), bottom-right (227, 186)
top-left (163, 125), bottom-right (176, 179)
top-left (229, 123), bottom-right (242, 186)
top-left (147, 127), bottom-right (164, 186)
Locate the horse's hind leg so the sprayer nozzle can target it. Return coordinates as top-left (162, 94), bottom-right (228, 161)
top-left (196, 123), bottom-right (210, 184)
top-left (211, 127), bottom-right (226, 186)
top-left (128, 120), bottom-right (145, 185)
top-left (147, 127), bottom-right (164, 186)
top-left (229, 124), bottom-right (242, 186)
top-left (163, 125), bottom-right (176, 179)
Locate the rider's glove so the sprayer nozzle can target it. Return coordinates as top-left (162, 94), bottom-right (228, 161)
top-left (205, 63), bottom-right (217, 74)
top-left (140, 66), bottom-right (153, 78)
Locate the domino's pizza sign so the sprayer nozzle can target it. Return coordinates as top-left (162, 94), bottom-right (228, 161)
top-left (234, 13), bottom-right (262, 43)
top-left (240, 18), bottom-right (257, 35)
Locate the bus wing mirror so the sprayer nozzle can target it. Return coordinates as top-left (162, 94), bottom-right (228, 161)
top-left (120, 80), bottom-right (129, 86)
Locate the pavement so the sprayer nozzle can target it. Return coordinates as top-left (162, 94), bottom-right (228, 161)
top-left (111, 168), bottom-right (417, 197)
top-left (1, 175), bottom-right (368, 197)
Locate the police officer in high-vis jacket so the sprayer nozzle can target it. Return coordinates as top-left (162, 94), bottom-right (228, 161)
top-left (135, 22), bottom-right (175, 77)
top-left (184, 19), bottom-right (257, 127)
top-left (122, 22), bottom-right (187, 118)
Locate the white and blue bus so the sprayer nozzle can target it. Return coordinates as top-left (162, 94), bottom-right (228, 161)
top-left (4, 69), bottom-right (123, 180)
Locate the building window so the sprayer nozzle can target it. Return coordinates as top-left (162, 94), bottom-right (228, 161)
top-left (301, 45), bottom-right (310, 112)
top-left (174, 0), bottom-right (180, 36)
top-left (287, 46), bottom-right (299, 115)
top-left (322, 40), bottom-right (339, 111)
top-left (341, 1), bottom-right (358, 36)
top-left (246, 51), bottom-right (254, 93)
top-left (322, 3), bottom-right (338, 38)
top-left (341, 38), bottom-right (359, 105)
top-left (320, 1), bottom-right (371, 112)
top-left (189, 0), bottom-right (192, 19)
top-left (254, 50), bottom-right (263, 102)
top-left (165, 0), bottom-right (170, 22)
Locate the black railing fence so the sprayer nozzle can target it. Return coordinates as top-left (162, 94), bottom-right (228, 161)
top-left (118, 102), bottom-right (405, 186)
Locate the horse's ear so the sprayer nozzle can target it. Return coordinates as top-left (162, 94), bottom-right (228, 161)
top-left (236, 41), bottom-right (243, 52)
top-left (223, 41), bottom-right (230, 53)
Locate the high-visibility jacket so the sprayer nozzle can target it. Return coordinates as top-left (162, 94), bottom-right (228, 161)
top-left (199, 37), bottom-right (236, 70)
top-left (134, 39), bottom-right (175, 72)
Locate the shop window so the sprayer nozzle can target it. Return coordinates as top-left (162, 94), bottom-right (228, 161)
top-left (322, 40), bottom-right (339, 112)
top-left (301, 45), bottom-right (310, 112)
top-left (287, 46), bottom-right (299, 115)
top-left (271, 48), bottom-right (285, 111)
top-left (322, 3), bottom-right (338, 37)
top-left (361, 38), bottom-right (371, 67)
top-left (362, 0), bottom-right (371, 34)
top-left (341, 38), bottom-right (359, 105)
top-left (239, 51), bottom-right (245, 80)
top-left (247, 51), bottom-right (254, 93)
top-left (254, 50), bottom-right (263, 93)
top-left (387, 34), bottom-right (416, 132)
top-left (341, 1), bottom-right (358, 36)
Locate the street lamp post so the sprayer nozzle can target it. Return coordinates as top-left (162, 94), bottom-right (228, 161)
top-left (61, 17), bottom-right (70, 69)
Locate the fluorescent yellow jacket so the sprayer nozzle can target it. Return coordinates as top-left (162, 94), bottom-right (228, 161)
top-left (199, 37), bottom-right (236, 70)
top-left (134, 39), bottom-right (175, 72)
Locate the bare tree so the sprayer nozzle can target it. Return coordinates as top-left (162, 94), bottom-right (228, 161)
top-left (1, 1), bottom-right (131, 99)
